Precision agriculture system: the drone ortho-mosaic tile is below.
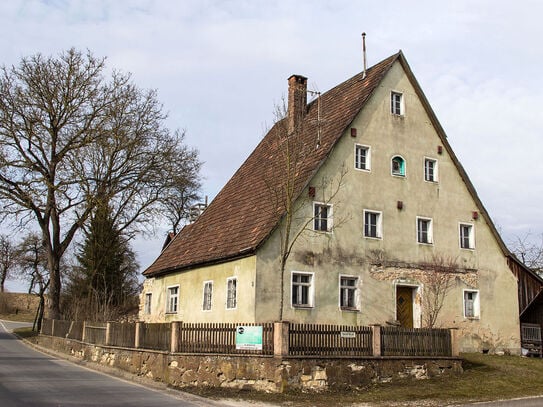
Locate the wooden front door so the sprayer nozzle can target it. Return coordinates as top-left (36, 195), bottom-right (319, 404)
top-left (396, 286), bottom-right (414, 328)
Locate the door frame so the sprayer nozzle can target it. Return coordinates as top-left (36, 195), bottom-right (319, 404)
top-left (394, 282), bottom-right (421, 328)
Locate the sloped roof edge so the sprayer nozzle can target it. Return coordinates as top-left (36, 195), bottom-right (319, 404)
top-left (395, 51), bottom-right (511, 257)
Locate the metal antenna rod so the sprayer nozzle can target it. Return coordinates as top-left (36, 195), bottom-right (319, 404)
top-left (362, 32), bottom-right (367, 79)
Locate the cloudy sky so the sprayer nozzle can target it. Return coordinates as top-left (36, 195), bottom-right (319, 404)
top-left (2, 0), bottom-right (542, 291)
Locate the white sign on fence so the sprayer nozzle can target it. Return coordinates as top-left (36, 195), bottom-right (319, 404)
top-left (340, 331), bottom-right (356, 339)
top-left (235, 325), bottom-right (263, 350)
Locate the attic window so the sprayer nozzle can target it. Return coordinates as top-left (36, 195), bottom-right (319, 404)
top-left (314, 202), bottom-right (333, 232)
top-left (391, 156), bottom-right (406, 177)
top-left (424, 158), bottom-right (438, 182)
top-left (391, 91), bottom-right (404, 115)
top-left (355, 144), bottom-right (371, 171)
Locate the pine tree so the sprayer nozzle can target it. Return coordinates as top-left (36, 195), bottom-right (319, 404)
top-left (67, 202), bottom-right (139, 320)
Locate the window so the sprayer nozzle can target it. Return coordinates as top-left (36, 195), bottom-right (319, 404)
top-left (463, 290), bottom-right (480, 318)
top-left (166, 286), bottom-right (179, 314)
top-left (339, 276), bottom-right (359, 310)
top-left (226, 277), bottom-right (237, 309)
top-left (364, 210), bottom-right (382, 239)
top-left (144, 293), bottom-right (152, 315)
top-left (391, 91), bottom-right (403, 115)
top-left (292, 272), bottom-right (314, 307)
top-left (314, 202), bottom-right (332, 232)
top-left (424, 158), bottom-right (438, 182)
top-left (202, 281), bottom-right (213, 311)
top-left (355, 144), bottom-right (371, 171)
top-left (459, 223), bottom-right (475, 249)
top-left (417, 217), bottom-right (433, 244)
top-left (391, 156), bottom-right (406, 176)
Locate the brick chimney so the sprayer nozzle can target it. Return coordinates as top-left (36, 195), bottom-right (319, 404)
top-left (287, 74), bottom-right (308, 134)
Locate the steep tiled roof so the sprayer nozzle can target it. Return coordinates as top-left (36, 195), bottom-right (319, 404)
top-left (143, 53), bottom-right (400, 277)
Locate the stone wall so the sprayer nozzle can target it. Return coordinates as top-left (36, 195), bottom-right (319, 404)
top-left (30, 334), bottom-right (463, 392)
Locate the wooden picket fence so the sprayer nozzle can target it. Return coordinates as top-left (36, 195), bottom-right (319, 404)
top-left (40, 318), bottom-right (454, 358)
top-left (109, 322), bottom-right (136, 348)
top-left (140, 323), bottom-right (171, 351)
top-left (381, 327), bottom-right (451, 356)
top-left (84, 322), bottom-right (107, 345)
top-left (178, 322), bottom-right (274, 355)
top-left (289, 323), bottom-right (373, 356)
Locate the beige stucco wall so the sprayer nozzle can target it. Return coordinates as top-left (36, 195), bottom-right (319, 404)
top-left (139, 256), bottom-right (257, 323)
top-left (255, 60), bottom-right (520, 353)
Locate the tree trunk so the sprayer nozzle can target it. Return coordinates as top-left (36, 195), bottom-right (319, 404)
top-left (47, 260), bottom-right (61, 320)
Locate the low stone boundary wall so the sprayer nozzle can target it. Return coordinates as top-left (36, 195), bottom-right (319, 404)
top-left (30, 335), bottom-right (463, 392)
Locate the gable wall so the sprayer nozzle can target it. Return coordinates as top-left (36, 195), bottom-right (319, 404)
top-left (255, 61), bottom-right (520, 353)
top-left (139, 255), bottom-right (257, 323)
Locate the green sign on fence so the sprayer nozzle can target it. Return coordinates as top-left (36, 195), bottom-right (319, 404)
top-left (235, 325), bottom-right (263, 350)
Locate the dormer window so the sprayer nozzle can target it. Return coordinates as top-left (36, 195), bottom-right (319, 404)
top-left (391, 156), bottom-right (406, 177)
top-left (391, 91), bottom-right (404, 115)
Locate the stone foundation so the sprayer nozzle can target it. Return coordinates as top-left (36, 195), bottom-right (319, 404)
top-left (30, 335), bottom-right (463, 392)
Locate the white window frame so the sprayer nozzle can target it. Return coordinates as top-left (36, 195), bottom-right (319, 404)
top-left (291, 271), bottom-right (315, 308)
top-left (363, 209), bottom-right (382, 239)
top-left (144, 293), bottom-right (152, 315)
top-left (339, 275), bottom-right (360, 311)
top-left (459, 223), bottom-right (475, 250)
top-left (391, 91), bottom-right (404, 116)
top-left (416, 216), bottom-right (433, 245)
top-left (391, 155), bottom-right (406, 177)
top-left (226, 277), bottom-right (237, 310)
top-left (202, 280), bottom-right (213, 311)
top-left (354, 144), bottom-right (371, 171)
top-left (424, 157), bottom-right (438, 182)
top-left (463, 289), bottom-right (480, 319)
top-left (166, 285), bottom-right (179, 314)
top-left (313, 202), bottom-right (333, 232)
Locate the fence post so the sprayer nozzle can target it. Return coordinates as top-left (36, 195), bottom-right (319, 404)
top-left (273, 321), bottom-right (290, 357)
top-left (170, 321), bottom-right (180, 353)
top-left (67, 321), bottom-right (74, 339)
top-left (82, 321), bottom-right (87, 342)
top-left (372, 324), bottom-right (382, 357)
top-left (450, 328), bottom-right (460, 357)
top-left (135, 322), bottom-right (143, 348)
top-left (105, 322), bottom-right (112, 346)
top-left (51, 319), bottom-right (56, 337)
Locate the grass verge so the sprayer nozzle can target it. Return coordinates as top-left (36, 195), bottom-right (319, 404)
top-left (182, 353), bottom-right (543, 406)
top-left (12, 326), bottom-right (39, 339)
top-left (0, 312), bottom-right (36, 323)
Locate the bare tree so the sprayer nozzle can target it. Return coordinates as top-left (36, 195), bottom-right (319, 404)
top-left (0, 234), bottom-right (17, 292)
top-left (16, 233), bottom-right (49, 331)
top-left (0, 49), bottom-right (200, 318)
top-left (509, 233), bottom-right (543, 276)
top-left (421, 254), bottom-right (460, 328)
top-left (158, 139), bottom-right (202, 234)
top-left (265, 99), bottom-right (347, 321)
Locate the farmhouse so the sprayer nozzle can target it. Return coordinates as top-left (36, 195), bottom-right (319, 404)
top-left (141, 51), bottom-right (523, 353)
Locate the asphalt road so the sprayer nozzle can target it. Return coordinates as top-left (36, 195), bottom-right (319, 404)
top-left (0, 320), bottom-right (224, 407)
